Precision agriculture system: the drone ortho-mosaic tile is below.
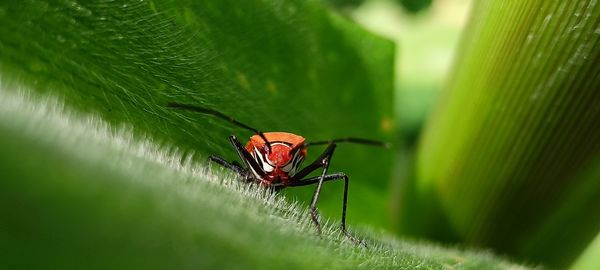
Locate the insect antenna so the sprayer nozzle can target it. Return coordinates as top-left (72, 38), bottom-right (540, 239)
top-left (167, 102), bottom-right (272, 152)
top-left (306, 137), bottom-right (390, 148)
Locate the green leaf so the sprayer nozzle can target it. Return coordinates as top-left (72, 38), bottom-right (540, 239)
top-left (0, 80), bottom-right (528, 269)
top-left (401, 0), bottom-right (600, 268)
top-left (0, 0), bottom-right (533, 268)
top-left (0, 0), bottom-right (394, 229)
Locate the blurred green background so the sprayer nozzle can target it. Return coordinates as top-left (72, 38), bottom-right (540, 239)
top-left (1, 0), bottom-right (599, 269)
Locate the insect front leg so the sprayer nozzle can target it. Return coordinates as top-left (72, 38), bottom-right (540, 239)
top-left (290, 143), bottom-right (337, 236)
top-left (228, 135), bottom-right (267, 183)
top-left (288, 172), bottom-right (366, 247)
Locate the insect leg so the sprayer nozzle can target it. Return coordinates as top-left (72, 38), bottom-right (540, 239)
top-left (228, 135), bottom-right (267, 181)
top-left (291, 143), bottom-right (336, 180)
top-left (208, 155), bottom-right (246, 175)
top-left (289, 143), bottom-right (337, 236)
top-left (287, 173), bottom-right (366, 246)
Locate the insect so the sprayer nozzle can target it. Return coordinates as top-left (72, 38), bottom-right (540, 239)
top-left (167, 102), bottom-right (388, 245)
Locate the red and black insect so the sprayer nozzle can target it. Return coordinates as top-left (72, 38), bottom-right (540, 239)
top-left (168, 103), bottom-right (388, 244)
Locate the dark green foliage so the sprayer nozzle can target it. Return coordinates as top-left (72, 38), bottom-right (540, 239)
top-left (397, 0), bottom-right (433, 14)
top-left (0, 0), bottom-right (394, 229)
top-left (326, 0), bottom-right (366, 8)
